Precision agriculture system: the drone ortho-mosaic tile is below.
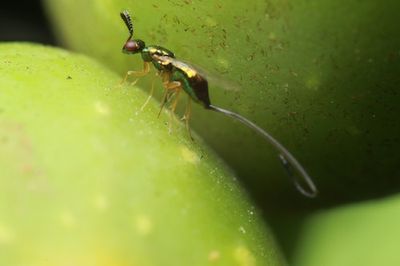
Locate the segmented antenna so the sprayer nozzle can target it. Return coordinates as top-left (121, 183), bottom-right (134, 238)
top-left (208, 104), bottom-right (318, 198)
top-left (120, 10), bottom-right (133, 40)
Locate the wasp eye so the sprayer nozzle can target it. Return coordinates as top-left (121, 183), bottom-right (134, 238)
top-left (123, 40), bottom-right (139, 52)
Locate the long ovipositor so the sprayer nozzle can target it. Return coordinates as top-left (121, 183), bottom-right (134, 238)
top-left (119, 10), bottom-right (318, 198)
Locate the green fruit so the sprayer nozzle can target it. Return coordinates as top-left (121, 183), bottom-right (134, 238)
top-left (293, 194), bottom-right (400, 266)
top-left (0, 43), bottom-right (286, 265)
top-left (43, 0), bottom-right (400, 207)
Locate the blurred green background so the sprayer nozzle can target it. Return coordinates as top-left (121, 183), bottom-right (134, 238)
top-left (1, 0), bottom-right (400, 265)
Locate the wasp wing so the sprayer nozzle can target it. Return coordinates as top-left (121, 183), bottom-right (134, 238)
top-left (152, 55), bottom-right (241, 92)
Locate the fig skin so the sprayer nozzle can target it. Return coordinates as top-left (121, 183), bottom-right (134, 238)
top-left (0, 43), bottom-right (286, 266)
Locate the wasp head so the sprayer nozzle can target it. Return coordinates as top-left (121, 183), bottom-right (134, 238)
top-left (122, 39), bottom-right (145, 54)
top-left (120, 10), bottom-right (145, 54)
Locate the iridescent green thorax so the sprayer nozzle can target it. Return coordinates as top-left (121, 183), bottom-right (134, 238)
top-left (141, 46), bottom-right (175, 71)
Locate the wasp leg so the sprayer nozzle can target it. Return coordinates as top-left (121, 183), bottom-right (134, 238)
top-left (158, 79), bottom-right (181, 117)
top-left (181, 96), bottom-right (194, 140)
top-left (165, 88), bottom-right (181, 133)
top-left (120, 61), bottom-right (151, 85)
top-left (158, 72), bottom-right (181, 117)
top-left (158, 89), bottom-right (169, 118)
top-left (169, 88), bottom-right (181, 114)
top-left (140, 73), bottom-right (158, 111)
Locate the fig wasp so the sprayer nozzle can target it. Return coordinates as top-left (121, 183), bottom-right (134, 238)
top-left (120, 10), bottom-right (318, 198)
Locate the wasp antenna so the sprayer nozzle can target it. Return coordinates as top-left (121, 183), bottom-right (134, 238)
top-left (120, 10), bottom-right (133, 40)
top-left (208, 104), bottom-right (318, 198)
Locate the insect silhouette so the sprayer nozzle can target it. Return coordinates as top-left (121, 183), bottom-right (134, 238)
top-left (120, 10), bottom-right (318, 198)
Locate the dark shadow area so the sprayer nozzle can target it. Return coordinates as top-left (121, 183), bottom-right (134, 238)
top-left (0, 0), bottom-right (55, 44)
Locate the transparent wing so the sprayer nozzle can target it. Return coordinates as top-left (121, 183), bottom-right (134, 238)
top-left (195, 65), bottom-right (242, 93)
top-left (180, 58), bottom-right (242, 92)
top-left (153, 55), bottom-right (241, 92)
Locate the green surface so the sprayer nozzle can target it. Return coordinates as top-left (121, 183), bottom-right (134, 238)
top-left (43, 0), bottom-right (400, 208)
top-left (0, 43), bottom-right (286, 266)
top-left (294, 194), bottom-right (400, 266)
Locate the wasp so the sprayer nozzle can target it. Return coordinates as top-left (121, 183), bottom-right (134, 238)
top-left (120, 10), bottom-right (318, 197)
